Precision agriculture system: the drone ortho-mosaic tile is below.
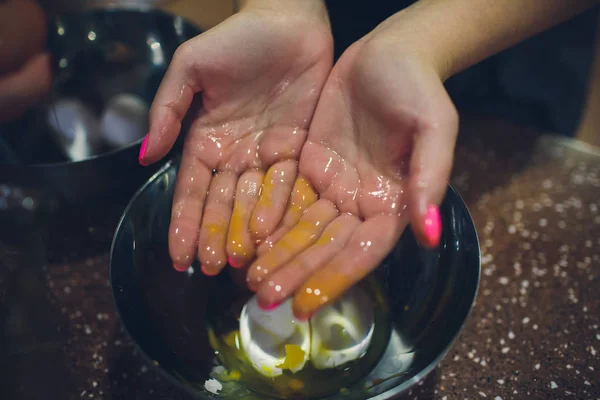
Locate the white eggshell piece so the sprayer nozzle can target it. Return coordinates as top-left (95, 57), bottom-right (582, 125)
top-left (309, 285), bottom-right (375, 370)
top-left (100, 93), bottom-right (148, 147)
top-left (239, 296), bottom-right (310, 378)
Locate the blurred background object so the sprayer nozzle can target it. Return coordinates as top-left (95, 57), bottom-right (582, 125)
top-left (41, 0), bottom-right (234, 29)
top-left (10, 0), bottom-right (600, 149)
top-left (576, 10), bottom-right (600, 148)
top-left (0, 8), bottom-right (201, 210)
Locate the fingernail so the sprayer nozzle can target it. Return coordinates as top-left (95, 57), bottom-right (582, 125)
top-left (200, 264), bottom-right (219, 277)
top-left (173, 263), bottom-right (189, 272)
top-left (257, 300), bottom-right (281, 311)
top-left (228, 256), bottom-right (244, 269)
top-left (138, 134), bottom-right (149, 166)
top-left (423, 205), bottom-right (441, 247)
top-left (294, 311), bottom-right (313, 321)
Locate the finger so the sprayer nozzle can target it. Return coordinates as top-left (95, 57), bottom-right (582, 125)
top-left (247, 199), bottom-right (339, 291)
top-left (257, 126), bottom-right (308, 165)
top-left (292, 215), bottom-right (406, 320)
top-left (226, 169), bottom-right (264, 268)
top-left (140, 41), bottom-right (201, 166)
top-left (197, 171), bottom-right (236, 276)
top-left (256, 176), bottom-right (318, 256)
top-left (255, 213), bottom-right (361, 310)
top-left (0, 53), bottom-right (51, 123)
top-left (169, 152), bottom-right (212, 271)
top-left (407, 95), bottom-right (458, 248)
top-left (250, 160), bottom-right (297, 240)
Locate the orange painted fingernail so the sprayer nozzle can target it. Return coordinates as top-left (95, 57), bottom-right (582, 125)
top-left (423, 205), bottom-right (441, 248)
top-left (138, 134), bottom-right (149, 166)
top-left (173, 263), bottom-right (189, 272)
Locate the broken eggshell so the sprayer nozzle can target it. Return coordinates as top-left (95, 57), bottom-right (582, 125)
top-left (239, 297), bottom-right (310, 378)
top-left (309, 286), bottom-right (375, 370)
top-left (239, 286), bottom-right (375, 378)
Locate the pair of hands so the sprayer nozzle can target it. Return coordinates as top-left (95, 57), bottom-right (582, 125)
top-left (139, 5), bottom-right (458, 319)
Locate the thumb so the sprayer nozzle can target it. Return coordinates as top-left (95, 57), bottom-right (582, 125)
top-left (138, 41), bottom-right (202, 166)
top-left (407, 94), bottom-right (458, 248)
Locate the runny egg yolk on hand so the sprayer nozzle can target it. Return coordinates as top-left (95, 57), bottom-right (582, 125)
top-left (238, 286), bottom-right (375, 379)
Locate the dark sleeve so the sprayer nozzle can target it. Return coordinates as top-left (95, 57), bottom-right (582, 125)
top-left (446, 5), bottom-right (599, 136)
top-left (325, 0), bottom-right (413, 59)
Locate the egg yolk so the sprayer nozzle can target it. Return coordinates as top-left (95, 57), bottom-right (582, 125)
top-left (208, 328), bottom-right (220, 351)
top-left (288, 378), bottom-right (305, 390)
top-left (276, 344), bottom-right (306, 371)
top-left (277, 344), bottom-right (306, 369)
top-left (223, 330), bottom-right (240, 349)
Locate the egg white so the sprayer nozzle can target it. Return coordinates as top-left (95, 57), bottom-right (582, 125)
top-left (310, 286), bottom-right (375, 370)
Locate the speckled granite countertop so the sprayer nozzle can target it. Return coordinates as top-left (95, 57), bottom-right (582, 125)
top-left (1, 115), bottom-right (598, 400)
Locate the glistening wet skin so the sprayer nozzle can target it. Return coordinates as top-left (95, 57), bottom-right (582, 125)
top-left (110, 161), bottom-right (480, 400)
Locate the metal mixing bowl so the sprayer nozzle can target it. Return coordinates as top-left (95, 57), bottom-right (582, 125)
top-left (109, 158), bottom-right (481, 399)
top-left (0, 8), bottom-right (201, 207)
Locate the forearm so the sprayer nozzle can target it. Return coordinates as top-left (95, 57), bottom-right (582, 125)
top-left (373, 0), bottom-right (600, 79)
top-left (235, 0), bottom-right (330, 27)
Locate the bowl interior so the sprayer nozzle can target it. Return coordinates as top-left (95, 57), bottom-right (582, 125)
top-left (0, 8), bottom-right (200, 166)
top-left (110, 159), bottom-right (480, 400)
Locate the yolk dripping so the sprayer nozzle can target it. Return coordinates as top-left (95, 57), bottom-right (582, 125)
top-left (227, 203), bottom-right (254, 265)
top-left (289, 177), bottom-right (318, 214)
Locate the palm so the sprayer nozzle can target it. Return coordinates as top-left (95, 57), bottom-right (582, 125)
top-left (248, 40), bottom-right (458, 318)
top-left (145, 11), bottom-right (333, 273)
top-left (187, 13), bottom-right (329, 168)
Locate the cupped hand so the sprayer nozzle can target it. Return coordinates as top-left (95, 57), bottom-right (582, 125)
top-left (139, 8), bottom-right (333, 274)
top-left (248, 36), bottom-right (459, 319)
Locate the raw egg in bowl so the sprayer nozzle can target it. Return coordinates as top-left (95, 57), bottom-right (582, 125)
top-left (110, 157), bottom-right (480, 399)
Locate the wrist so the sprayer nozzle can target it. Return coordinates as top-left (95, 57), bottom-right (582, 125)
top-left (236, 0), bottom-right (330, 28)
top-left (365, 4), bottom-right (456, 81)
top-left (367, 0), bottom-right (600, 81)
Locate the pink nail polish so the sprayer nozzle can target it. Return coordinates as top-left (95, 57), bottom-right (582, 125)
top-left (228, 256), bottom-right (243, 269)
top-left (173, 263), bottom-right (189, 272)
top-left (138, 134), bottom-right (149, 166)
top-left (200, 264), bottom-right (219, 277)
top-left (423, 205), bottom-right (441, 248)
top-left (258, 300), bottom-right (281, 311)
